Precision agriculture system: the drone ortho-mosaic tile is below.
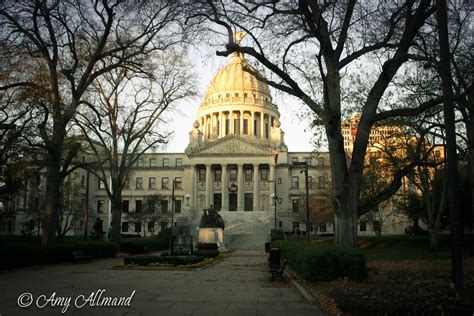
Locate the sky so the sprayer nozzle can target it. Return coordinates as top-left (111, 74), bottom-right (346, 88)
top-left (160, 46), bottom-right (317, 153)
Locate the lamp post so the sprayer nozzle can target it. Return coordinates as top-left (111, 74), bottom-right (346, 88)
top-left (169, 179), bottom-right (176, 254)
top-left (268, 180), bottom-right (278, 230)
top-left (295, 161), bottom-right (310, 241)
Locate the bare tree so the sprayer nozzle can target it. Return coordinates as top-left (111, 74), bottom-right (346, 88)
top-left (0, 0), bottom-right (188, 246)
top-left (193, 0), bottom-right (445, 247)
top-left (75, 52), bottom-right (195, 244)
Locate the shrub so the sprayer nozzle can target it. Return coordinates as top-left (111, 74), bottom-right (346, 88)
top-left (271, 229), bottom-right (284, 242)
top-left (119, 230), bottom-right (171, 254)
top-left (194, 250), bottom-right (219, 258)
top-left (123, 255), bottom-right (204, 266)
top-left (0, 240), bottom-right (118, 270)
top-left (278, 240), bottom-right (368, 281)
top-left (197, 243), bottom-right (218, 251)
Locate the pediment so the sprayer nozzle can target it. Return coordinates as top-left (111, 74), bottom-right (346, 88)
top-left (186, 135), bottom-right (277, 157)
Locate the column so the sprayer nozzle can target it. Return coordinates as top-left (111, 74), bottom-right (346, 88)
top-left (230, 111), bottom-right (234, 134)
top-left (221, 164), bottom-right (228, 212)
top-left (220, 111), bottom-right (224, 137)
top-left (253, 164), bottom-right (259, 211)
top-left (210, 113), bottom-right (215, 138)
top-left (240, 111), bottom-right (244, 135)
top-left (205, 164), bottom-right (212, 208)
top-left (260, 113), bottom-right (265, 139)
top-left (191, 165), bottom-right (197, 211)
top-left (251, 111), bottom-right (255, 137)
top-left (237, 163), bottom-right (244, 212)
top-left (269, 163), bottom-right (275, 210)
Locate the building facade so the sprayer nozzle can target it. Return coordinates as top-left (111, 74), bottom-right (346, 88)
top-left (2, 53), bottom-right (417, 238)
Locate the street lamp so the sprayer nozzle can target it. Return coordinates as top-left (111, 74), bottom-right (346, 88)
top-left (294, 161), bottom-right (310, 241)
top-left (185, 193), bottom-right (190, 206)
top-left (268, 180), bottom-right (278, 230)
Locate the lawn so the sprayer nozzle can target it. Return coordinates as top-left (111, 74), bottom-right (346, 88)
top-left (282, 235), bottom-right (474, 315)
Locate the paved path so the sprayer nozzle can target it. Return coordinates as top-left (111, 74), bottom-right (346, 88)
top-left (0, 250), bottom-right (323, 315)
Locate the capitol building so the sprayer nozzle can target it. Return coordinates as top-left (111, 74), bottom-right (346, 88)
top-left (112, 51), bottom-right (333, 236)
top-left (1, 51), bottom-right (414, 239)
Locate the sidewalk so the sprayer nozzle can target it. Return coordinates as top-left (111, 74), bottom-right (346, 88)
top-left (0, 250), bottom-right (324, 315)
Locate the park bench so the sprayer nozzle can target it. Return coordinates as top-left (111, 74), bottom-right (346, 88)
top-left (270, 259), bottom-right (288, 281)
top-left (268, 248), bottom-right (288, 281)
top-left (72, 250), bottom-right (92, 263)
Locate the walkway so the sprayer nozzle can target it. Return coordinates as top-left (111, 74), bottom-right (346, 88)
top-left (0, 250), bottom-right (323, 315)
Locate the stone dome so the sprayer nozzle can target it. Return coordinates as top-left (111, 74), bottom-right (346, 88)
top-left (201, 54), bottom-right (274, 110)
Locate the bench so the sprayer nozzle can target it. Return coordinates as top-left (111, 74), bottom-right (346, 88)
top-left (72, 250), bottom-right (92, 263)
top-left (270, 259), bottom-right (288, 281)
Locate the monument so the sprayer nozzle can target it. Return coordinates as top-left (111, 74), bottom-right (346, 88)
top-left (198, 207), bottom-right (225, 250)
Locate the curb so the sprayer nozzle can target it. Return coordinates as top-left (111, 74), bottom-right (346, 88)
top-left (284, 270), bottom-right (318, 305)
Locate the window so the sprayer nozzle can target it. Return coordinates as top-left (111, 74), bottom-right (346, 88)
top-left (148, 221), bottom-right (154, 233)
top-left (320, 223), bottom-right (327, 233)
top-left (161, 200), bottom-right (168, 213)
top-left (244, 93), bottom-right (248, 98)
top-left (162, 177), bottom-right (169, 189)
top-left (318, 157), bottom-right (325, 166)
top-left (292, 157), bottom-right (299, 165)
top-left (97, 200), bottom-right (104, 213)
top-left (175, 200), bottom-right (182, 213)
top-left (308, 176), bottom-right (313, 189)
top-left (124, 178), bottom-right (130, 189)
top-left (292, 221), bottom-right (300, 233)
top-left (176, 158), bottom-right (182, 167)
top-left (81, 175), bottom-right (85, 187)
top-left (360, 220), bottom-right (367, 232)
top-left (226, 93), bottom-right (230, 98)
top-left (265, 123), bottom-right (269, 138)
top-left (318, 176), bottom-right (325, 189)
top-left (98, 178), bottom-right (105, 189)
top-left (244, 193), bottom-right (253, 211)
top-left (235, 92), bottom-right (239, 97)
top-left (245, 168), bottom-right (252, 181)
top-left (149, 158), bottom-right (156, 167)
top-left (136, 177), bottom-right (143, 190)
top-left (149, 177), bottom-right (156, 189)
top-left (137, 159), bottom-right (144, 167)
top-left (135, 222), bottom-right (141, 233)
top-left (174, 177), bottom-right (182, 190)
top-left (243, 119), bottom-right (248, 134)
top-left (147, 199), bottom-right (155, 213)
top-left (373, 221), bottom-right (380, 233)
top-left (160, 221), bottom-right (168, 230)
top-left (292, 176), bottom-right (299, 188)
top-left (198, 169), bottom-right (205, 182)
top-left (254, 120), bottom-right (257, 135)
top-left (162, 158), bottom-right (169, 167)
top-left (135, 200), bottom-right (142, 213)
top-left (230, 169), bottom-right (237, 181)
top-left (122, 200), bottom-right (129, 213)
top-left (304, 157), bottom-right (311, 166)
top-left (214, 169), bottom-right (222, 182)
top-left (292, 199), bottom-right (300, 212)
top-left (122, 222), bottom-right (128, 232)
top-left (261, 169), bottom-right (268, 181)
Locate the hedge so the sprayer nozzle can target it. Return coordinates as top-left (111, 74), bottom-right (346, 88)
top-left (276, 240), bottom-right (368, 281)
top-left (119, 228), bottom-right (171, 254)
top-left (0, 240), bottom-right (118, 270)
top-left (197, 242), bottom-right (218, 251)
top-left (123, 255), bottom-right (204, 266)
top-left (194, 250), bottom-right (219, 258)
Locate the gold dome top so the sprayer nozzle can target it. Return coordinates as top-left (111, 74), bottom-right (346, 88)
top-left (202, 54), bottom-right (273, 109)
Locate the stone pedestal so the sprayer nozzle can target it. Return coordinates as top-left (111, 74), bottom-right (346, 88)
top-left (198, 228), bottom-right (225, 250)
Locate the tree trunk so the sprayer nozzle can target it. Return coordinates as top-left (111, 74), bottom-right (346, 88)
top-left (429, 228), bottom-right (439, 250)
top-left (110, 194), bottom-right (122, 244)
top-left (41, 146), bottom-right (63, 247)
